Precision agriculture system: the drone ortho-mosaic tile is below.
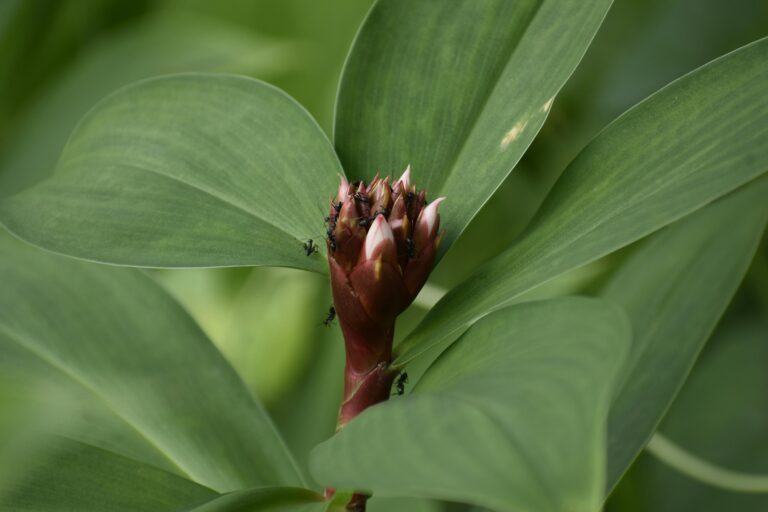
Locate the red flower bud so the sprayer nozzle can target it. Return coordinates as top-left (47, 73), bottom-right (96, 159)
top-left (326, 168), bottom-right (445, 430)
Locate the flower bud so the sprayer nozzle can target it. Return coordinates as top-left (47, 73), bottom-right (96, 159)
top-left (326, 168), bottom-right (445, 433)
top-left (394, 164), bottom-right (411, 195)
top-left (336, 175), bottom-right (349, 204)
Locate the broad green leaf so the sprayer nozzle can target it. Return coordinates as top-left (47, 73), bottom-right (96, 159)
top-left (1, 437), bottom-right (217, 511)
top-left (0, 73), bottom-right (341, 271)
top-left (0, 238), bottom-right (304, 491)
top-left (335, 0), bottom-right (613, 256)
top-left (0, 11), bottom-right (293, 198)
top-left (396, 36), bottom-right (768, 365)
top-left (603, 178), bottom-right (768, 492)
top-left (181, 487), bottom-right (324, 512)
top-left (311, 298), bottom-right (630, 512)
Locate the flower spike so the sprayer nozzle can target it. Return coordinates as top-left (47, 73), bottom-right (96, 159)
top-left (326, 168), bottom-right (444, 429)
top-left (324, 167), bottom-right (445, 510)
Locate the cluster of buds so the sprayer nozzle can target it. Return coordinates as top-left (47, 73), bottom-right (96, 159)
top-left (326, 166), bottom-right (445, 428)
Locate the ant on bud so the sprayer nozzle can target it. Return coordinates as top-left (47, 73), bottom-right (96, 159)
top-left (354, 191), bottom-right (369, 204)
top-left (323, 306), bottom-right (336, 326)
top-left (303, 239), bottom-right (319, 256)
top-left (395, 371), bottom-right (408, 396)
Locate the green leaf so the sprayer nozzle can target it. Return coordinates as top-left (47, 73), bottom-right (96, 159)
top-left (0, 237), bottom-right (304, 491)
top-left (310, 298), bottom-right (630, 512)
top-left (181, 487), bottom-right (324, 512)
top-left (396, 36), bottom-right (768, 365)
top-left (0, 11), bottom-right (294, 198)
top-left (0, 73), bottom-right (340, 271)
top-left (603, 177), bottom-right (768, 493)
top-left (1, 437), bottom-right (218, 511)
top-left (335, 0), bottom-right (613, 255)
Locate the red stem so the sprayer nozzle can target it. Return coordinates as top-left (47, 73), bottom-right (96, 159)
top-left (330, 320), bottom-right (398, 510)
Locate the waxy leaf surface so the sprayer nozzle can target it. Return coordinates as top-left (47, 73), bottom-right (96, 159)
top-left (396, 37), bottom-right (768, 364)
top-left (311, 298), bottom-right (630, 512)
top-left (335, 0), bottom-right (613, 256)
top-left (0, 74), bottom-right (340, 271)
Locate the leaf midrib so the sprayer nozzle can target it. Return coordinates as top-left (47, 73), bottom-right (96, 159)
top-left (429, 0), bottom-right (545, 197)
top-left (0, 323), bottom-right (196, 483)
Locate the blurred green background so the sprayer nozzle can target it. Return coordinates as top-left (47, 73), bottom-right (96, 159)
top-left (1, 1), bottom-right (766, 510)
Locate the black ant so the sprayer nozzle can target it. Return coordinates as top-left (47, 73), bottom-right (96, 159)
top-left (358, 216), bottom-right (372, 229)
top-left (354, 192), bottom-right (369, 204)
top-left (405, 238), bottom-right (416, 259)
top-left (327, 201), bottom-right (341, 219)
top-left (323, 306), bottom-right (336, 326)
top-left (404, 191), bottom-right (416, 207)
top-left (395, 371), bottom-right (408, 395)
top-left (325, 220), bottom-right (338, 251)
top-left (303, 239), bottom-right (319, 256)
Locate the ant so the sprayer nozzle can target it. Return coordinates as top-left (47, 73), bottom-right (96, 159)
top-left (354, 192), bottom-right (369, 204)
top-left (357, 216), bottom-right (372, 229)
top-left (327, 235), bottom-right (337, 252)
top-left (303, 239), bottom-right (319, 256)
top-left (394, 371), bottom-right (408, 396)
top-left (323, 306), bottom-right (336, 326)
top-left (325, 201), bottom-right (341, 223)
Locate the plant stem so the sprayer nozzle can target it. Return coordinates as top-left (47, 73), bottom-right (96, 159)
top-left (330, 321), bottom-right (398, 510)
top-left (647, 433), bottom-right (768, 493)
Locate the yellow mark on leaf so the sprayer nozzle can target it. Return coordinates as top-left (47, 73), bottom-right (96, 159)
top-left (542, 97), bottom-right (555, 112)
top-left (374, 258), bottom-right (382, 280)
top-left (500, 120), bottom-right (528, 150)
